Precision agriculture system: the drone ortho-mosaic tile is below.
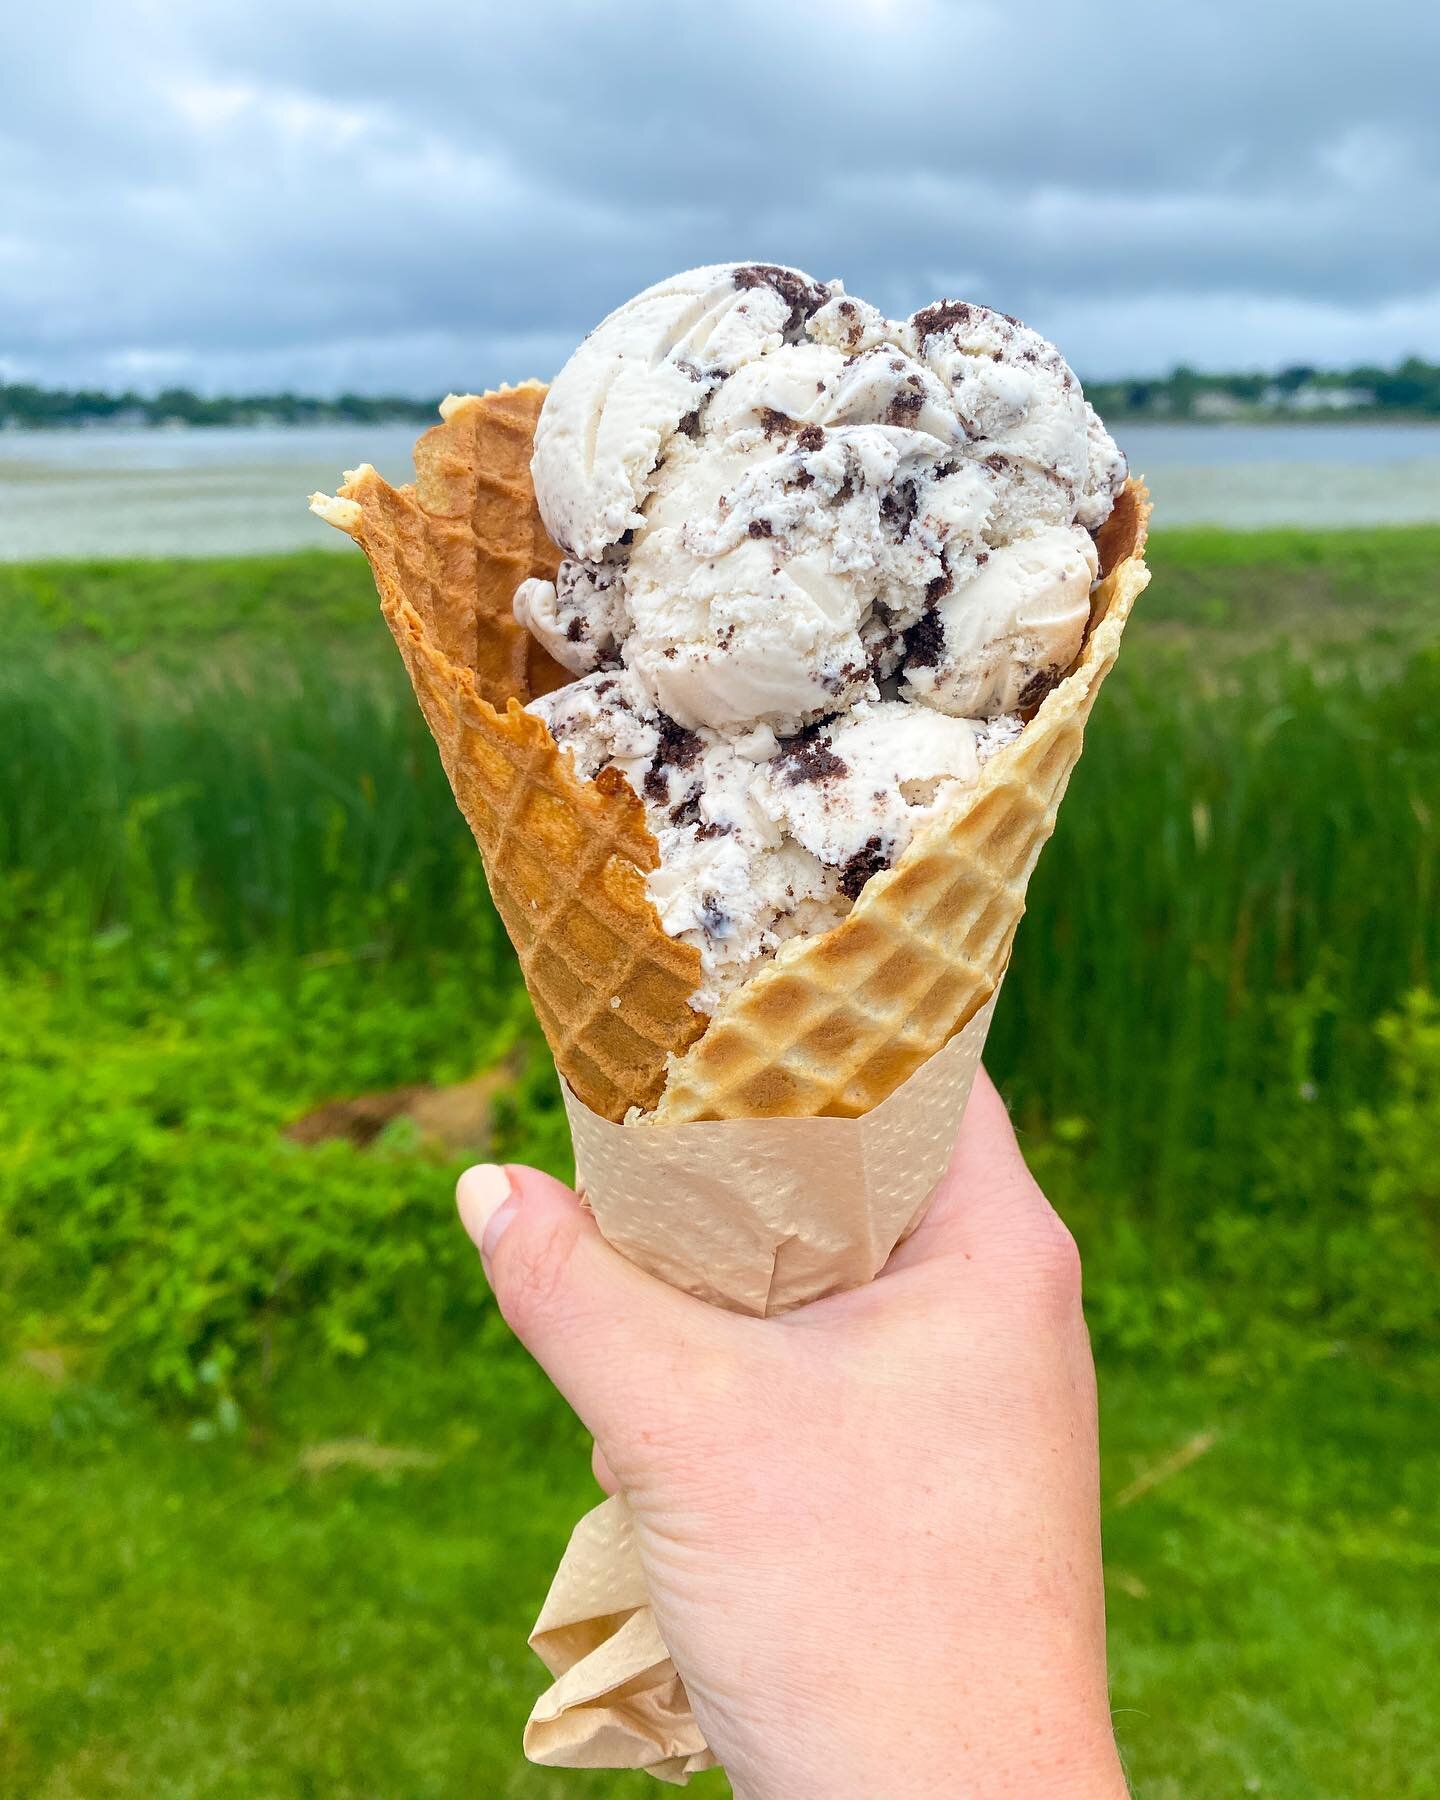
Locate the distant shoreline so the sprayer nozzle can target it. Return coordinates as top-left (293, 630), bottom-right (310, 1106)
top-left (0, 413), bottom-right (439, 434)
top-left (6, 413), bottom-right (1440, 434)
top-left (7, 356), bottom-right (1440, 433)
top-left (1115, 414), bottom-right (1440, 430)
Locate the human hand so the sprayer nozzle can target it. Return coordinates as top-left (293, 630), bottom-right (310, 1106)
top-left (458, 1071), bottom-right (1126, 1799)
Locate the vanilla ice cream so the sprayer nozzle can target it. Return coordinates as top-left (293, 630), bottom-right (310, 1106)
top-left (517, 263), bottom-right (1127, 1011)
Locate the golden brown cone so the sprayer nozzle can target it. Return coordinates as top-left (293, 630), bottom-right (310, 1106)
top-left (312, 392), bottom-right (1150, 1123)
top-left (311, 387), bottom-right (707, 1120)
top-left (329, 384), bottom-right (571, 705)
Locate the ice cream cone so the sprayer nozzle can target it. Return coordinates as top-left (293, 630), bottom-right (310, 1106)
top-left (313, 383), bottom-right (1151, 1782)
top-left (311, 390), bottom-right (1149, 1124)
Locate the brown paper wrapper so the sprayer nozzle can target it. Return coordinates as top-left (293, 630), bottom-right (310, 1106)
top-left (523, 994), bottom-right (998, 1780)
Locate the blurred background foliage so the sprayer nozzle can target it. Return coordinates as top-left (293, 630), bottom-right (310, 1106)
top-left (3, 532), bottom-right (1439, 1795)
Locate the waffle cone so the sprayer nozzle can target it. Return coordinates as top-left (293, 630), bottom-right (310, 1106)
top-left (313, 392), bottom-right (1150, 1123)
top-left (312, 386), bottom-right (708, 1121)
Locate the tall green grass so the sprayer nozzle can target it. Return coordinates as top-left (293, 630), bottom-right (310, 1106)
top-left (5, 620), bottom-right (1435, 1168)
top-left (993, 640), bottom-right (1439, 1205)
top-left (1, 646), bottom-right (507, 971)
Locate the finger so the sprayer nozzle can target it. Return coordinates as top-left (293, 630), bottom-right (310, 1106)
top-left (884, 1067), bottom-right (1064, 1274)
top-left (456, 1162), bottom-right (730, 1442)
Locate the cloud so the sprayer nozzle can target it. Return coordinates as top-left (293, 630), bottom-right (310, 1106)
top-left (3, 0), bottom-right (1439, 391)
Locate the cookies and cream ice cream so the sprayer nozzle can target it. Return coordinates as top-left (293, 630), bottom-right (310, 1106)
top-left (517, 262), bottom-right (1126, 1012)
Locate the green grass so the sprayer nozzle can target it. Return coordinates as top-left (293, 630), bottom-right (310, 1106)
top-left (1102, 1352), bottom-right (1440, 1798)
top-left (0, 1348), bottom-right (691, 1800)
top-left (3, 532), bottom-right (1439, 1795)
top-left (2, 1344), bottom-right (1435, 1799)
top-left (1, 645), bottom-right (489, 960)
top-left (0, 550), bottom-right (378, 657)
top-left (1141, 522), bottom-right (1440, 649)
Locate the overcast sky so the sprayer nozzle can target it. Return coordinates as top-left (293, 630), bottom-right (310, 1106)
top-left (4, 0), bottom-right (1439, 395)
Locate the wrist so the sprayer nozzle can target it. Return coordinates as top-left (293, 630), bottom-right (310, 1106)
top-left (736, 1748), bottom-right (1125, 1800)
top-left (727, 1697), bottom-right (1125, 1800)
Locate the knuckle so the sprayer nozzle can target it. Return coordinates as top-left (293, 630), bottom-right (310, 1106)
top-left (1028, 1211), bottom-right (1084, 1308)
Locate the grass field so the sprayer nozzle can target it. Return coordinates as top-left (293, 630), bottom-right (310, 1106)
top-left (2, 531), bottom-right (1439, 1796)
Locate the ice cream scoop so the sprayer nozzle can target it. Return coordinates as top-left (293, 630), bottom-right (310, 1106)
top-left (907, 299), bottom-right (1128, 537)
top-left (517, 262), bottom-right (1128, 1008)
top-left (532, 675), bottom-right (1019, 1012)
top-left (521, 263), bottom-right (1124, 738)
top-left (530, 666), bottom-right (846, 1012)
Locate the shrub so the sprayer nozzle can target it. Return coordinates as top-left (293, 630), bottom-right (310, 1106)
top-left (0, 940), bottom-right (556, 1409)
top-left (1347, 991), bottom-right (1440, 1339)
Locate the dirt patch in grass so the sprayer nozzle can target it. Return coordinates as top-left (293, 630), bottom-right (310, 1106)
top-left (285, 1061), bottom-right (520, 1155)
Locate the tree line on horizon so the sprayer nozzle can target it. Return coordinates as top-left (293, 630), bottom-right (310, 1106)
top-left (1086, 356), bottom-right (1440, 422)
top-left (0, 384), bottom-right (444, 430)
top-left (3, 357), bottom-right (1440, 429)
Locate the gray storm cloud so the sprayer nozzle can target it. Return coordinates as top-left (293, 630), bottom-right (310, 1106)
top-left (3, 0), bottom-right (1439, 392)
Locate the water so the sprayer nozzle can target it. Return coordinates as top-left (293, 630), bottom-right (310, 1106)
top-left (0, 425), bottom-right (425, 562)
top-left (1122, 424), bottom-right (1440, 531)
top-left (2, 421), bottom-right (1439, 561)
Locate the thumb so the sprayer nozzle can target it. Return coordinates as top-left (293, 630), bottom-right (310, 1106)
top-left (456, 1162), bottom-right (726, 1442)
